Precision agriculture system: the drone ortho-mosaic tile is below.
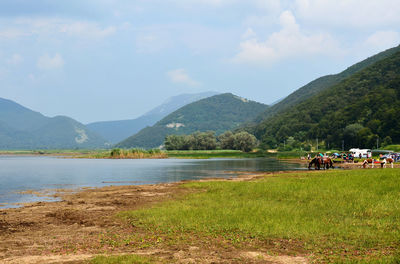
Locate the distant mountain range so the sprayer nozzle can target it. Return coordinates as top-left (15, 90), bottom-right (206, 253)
top-left (116, 93), bottom-right (268, 149)
top-left (3, 45), bottom-right (399, 151)
top-left (87, 91), bottom-right (219, 143)
top-left (0, 98), bottom-right (107, 149)
top-left (245, 45), bottom-right (400, 149)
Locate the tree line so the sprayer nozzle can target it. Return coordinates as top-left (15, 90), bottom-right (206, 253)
top-left (164, 131), bottom-right (257, 152)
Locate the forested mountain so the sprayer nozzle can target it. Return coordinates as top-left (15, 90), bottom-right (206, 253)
top-left (254, 50), bottom-right (400, 150)
top-left (251, 45), bottom-right (400, 125)
top-left (116, 93), bottom-right (268, 149)
top-left (87, 91), bottom-right (218, 143)
top-left (0, 98), bottom-right (107, 149)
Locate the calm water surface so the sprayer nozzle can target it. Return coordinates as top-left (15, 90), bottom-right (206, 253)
top-left (0, 156), bottom-right (303, 208)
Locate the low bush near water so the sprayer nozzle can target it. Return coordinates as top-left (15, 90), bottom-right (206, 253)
top-left (108, 148), bottom-right (166, 159)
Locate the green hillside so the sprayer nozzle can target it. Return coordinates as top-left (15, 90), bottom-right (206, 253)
top-left (87, 92), bottom-right (218, 144)
top-left (255, 50), bottom-right (400, 150)
top-left (0, 98), bottom-right (108, 149)
top-left (250, 45), bottom-right (400, 127)
top-left (116, 93), bottom-right (268, 149)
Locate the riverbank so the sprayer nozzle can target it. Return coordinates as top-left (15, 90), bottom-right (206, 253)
top-left (1, 169), bottom-right (400, 263)
top-left (0, 172), bottom-right (285, 264)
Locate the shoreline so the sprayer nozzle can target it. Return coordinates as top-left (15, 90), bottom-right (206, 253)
top-left (1, 156), bottom-right (397, 209)
top-left (0, 170), bottom-right (299, 263)
top-left (1, 168), bottom-right (399, 263)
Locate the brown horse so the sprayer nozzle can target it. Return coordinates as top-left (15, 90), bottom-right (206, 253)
top-left (308, 157), bottom-right (333, 170)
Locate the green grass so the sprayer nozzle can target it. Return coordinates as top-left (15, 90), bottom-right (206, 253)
top-left (83, 148), bottom-right (167, 159)
top-left (166, 149), bottom-right (266, 159)
top-left (89, 254), bottom-right (154, 264)
top-left (383, 145), bottom-right (400, 152)
top-left (121, 169), bottom-right (400, 262)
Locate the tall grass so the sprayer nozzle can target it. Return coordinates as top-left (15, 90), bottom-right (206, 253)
top-left (108, 148), bottom-right (167, 159)
top-left (82, 148), bottom-right (167, 159)
top-left (122, 169), bottom-right (400, 262)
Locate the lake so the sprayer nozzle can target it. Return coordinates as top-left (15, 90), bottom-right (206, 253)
top-left (0, 156), bottom-right (303, 208)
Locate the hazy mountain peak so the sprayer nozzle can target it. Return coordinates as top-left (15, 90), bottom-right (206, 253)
top-left (87, 91), bottom-right (219, 143)
top-left (143, 91), bottom-right (219, 117)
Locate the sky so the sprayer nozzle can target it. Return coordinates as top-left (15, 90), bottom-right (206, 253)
top-left (0, 0), bottom-right (399, 124)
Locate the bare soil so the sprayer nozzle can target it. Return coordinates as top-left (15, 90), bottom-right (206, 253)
top-left (0, 173), bottom-right (309, 264)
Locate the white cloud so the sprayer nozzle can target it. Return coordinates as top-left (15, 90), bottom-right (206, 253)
top-left (167, 0), bottom-right (283, 8)
top-left (295, 0), bottom-right (400, 28)
top-left (169, 0), bottom-right (236, 6)
top-left (233, 10), bottom-right (340, 65)
top-left (0, 28), bottom-right (30, 39)
top-left (59, 22), bottom-right (116, 38)
top-left (0, 18), bottom-right (117, 42)
top-left (37, 53), bottom-right (64, 70)
top-left (7, 54), bottom-right (23, 65)
top-left (135, 31), bottom-right (172, 54)
top-left (167, 68), bottom-right (200, 86)
top-left (242, 28), bottom-right (257, 39)
top-left (366, 31), bottom-right (400, 50)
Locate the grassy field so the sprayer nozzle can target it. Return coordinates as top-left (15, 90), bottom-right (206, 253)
top-left (89, 254), bottom-right (154, 264)
top-left (166, 149), bottom-right (267, 159)
top-left (117, 169), bottom-right (400, 263)
top-left (0, 149), bottom-right (265, 159)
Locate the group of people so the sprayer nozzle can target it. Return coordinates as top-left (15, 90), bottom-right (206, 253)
top-left (380, 153), bottom-right (400, 162)
top-left (307, 153), bottom-right (328, 160)
top-left (306, 152), bottom-right (350, 161)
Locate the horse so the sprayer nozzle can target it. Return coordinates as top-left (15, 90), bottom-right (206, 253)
top-left (308, 157), bottom-right (321, 170)
top-left (324, 157), bottom-right (334, 169)
top-left (362, 158), bottom-right (374, 168)
top-left (362, 158), bottom-right (394, 168)
top-left (308, 157), bottom-right (333, 170)
top-left (381, 158), bottom-right (394, 168)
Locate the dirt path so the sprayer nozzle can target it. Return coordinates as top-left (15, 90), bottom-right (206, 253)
top-left (0, 174), bottom-right (309, 264)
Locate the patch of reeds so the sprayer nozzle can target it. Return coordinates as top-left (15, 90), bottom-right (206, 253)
top-left (108, 148), bottom-right (167, 159)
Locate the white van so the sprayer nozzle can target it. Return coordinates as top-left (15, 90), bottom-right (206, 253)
top-left (349, 148), bottom-right (372, 158)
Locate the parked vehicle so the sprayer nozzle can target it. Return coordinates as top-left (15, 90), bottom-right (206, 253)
top-left (349, 148), bottom-right (372, 158)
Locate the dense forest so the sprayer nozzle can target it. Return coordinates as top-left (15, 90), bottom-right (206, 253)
top-left (252, 50), bottom-right (400, 150)
top-left (250, 44), bottom-right (400, 125)
top-left (164, 131), bottom-right (257, 152)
